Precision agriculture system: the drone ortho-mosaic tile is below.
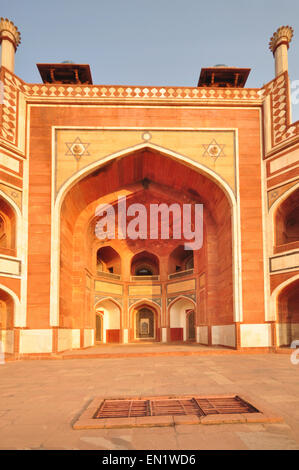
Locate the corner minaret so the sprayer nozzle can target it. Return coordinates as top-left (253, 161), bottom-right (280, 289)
top-left (269, 26), bottom-right (293, 77)
top-left (0, 18), bottom-right (21, 73)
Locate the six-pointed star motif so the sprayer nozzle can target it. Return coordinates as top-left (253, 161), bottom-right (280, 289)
top-left (202, 139), bottom-right (225, 160)
top-left (65, 137), bottom-right (90, 161)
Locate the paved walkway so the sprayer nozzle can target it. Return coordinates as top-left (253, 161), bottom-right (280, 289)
top-left (0, 353), bottom-right (298, 449)
top-left (60, 343), bottom-right (231, 359)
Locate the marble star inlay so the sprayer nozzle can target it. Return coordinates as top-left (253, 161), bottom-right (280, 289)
top-left (65, 137), bottom-right (90, 161)
top-left (202, 139), bottom-right (225, 161)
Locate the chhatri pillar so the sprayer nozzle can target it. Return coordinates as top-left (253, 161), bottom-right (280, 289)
top-left (0, 17), bottom-right (21, 73)
top-left (269, 25), bottom-right (293, 77)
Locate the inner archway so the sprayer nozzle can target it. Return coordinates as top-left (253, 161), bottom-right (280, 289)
top-left (94, 299), bottom-right (121, 343)
top-left (131, 251), bottom-right (159, 278)
top-left (135, 307), bottom-right (155, 340)
top-left (169, 297), bottom-right (196, 341)
top-left (56, 146), bottom-right (236, 347)
top-left (168, 245), bottom-right (194, 275)
top-left (96, 246), bottom-right (121, 276)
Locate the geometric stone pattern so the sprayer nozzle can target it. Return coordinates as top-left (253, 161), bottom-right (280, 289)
top-left (94, 295), bottom-right (123, 306)
top-left (0, 67), bottom-right (264, 150)
top-left (22, 82), bottom-right (263, 101)
top-left (1, 67), bottom-right (298, 154)
top-left (262, 71), bottom-right (299, 148)
top-left (129, 297), bottom-right (162, 307)
top-left (267, 180), bottom-right (298, 209)
top-left (0, 69), bottom-right (22, 144)
top-left (202, 139), bottom-right (225, 160)
top-left (0, 182), bottom-right (22, 209)
top-left (167, 293), bottom-right (196, 306)
top-left (65, 137), bottom-right (90, 161)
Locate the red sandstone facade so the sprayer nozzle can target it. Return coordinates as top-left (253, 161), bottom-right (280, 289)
top-left (0, 20), bottom-right (298, 356)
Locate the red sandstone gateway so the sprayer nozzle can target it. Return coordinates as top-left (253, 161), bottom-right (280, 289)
top-left (0, 19), bottom-right (298, 357)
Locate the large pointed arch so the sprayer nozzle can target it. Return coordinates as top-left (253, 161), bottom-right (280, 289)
top-left (271, 273), bottom-right (299, 346)
top-left (50, 143), bottom-right (242, 326)
top-left (270, 273), bottom-right (299, 317)
top-left (0, 283), bottom-right (21, 328)
top-left (129, 300), bottom-right (160, 342)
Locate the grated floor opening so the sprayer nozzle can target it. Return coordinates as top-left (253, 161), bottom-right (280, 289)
top-left (94, 395), bottom-right (259, 419)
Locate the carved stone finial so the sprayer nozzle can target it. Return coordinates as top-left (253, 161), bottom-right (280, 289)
top-left (269, 25), bottom-right (293, 55)
top-left (0, 17), bottom-right (21, 50)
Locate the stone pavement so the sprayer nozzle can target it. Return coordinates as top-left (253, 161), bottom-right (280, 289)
top-left (0, 353), bottom-right (298, 450)
top-left (59, 343), bottom-right (233, 359)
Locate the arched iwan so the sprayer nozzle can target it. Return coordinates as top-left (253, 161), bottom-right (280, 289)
top-left (50, 143), bottom-right (242, 326)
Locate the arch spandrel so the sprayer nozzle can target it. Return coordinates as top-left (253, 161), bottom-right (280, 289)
top-left (54, 128), bottom-right (237, 198)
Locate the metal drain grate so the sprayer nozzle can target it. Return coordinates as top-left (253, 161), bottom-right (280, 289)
top-left (94, 395), bottom-right (258, 419)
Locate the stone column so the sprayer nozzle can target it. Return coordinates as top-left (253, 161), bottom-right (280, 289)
top-left (269, 26), bottom-right (293, 77)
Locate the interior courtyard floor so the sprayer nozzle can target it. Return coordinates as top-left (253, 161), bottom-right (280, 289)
top-left (0, 353), bottom-right (298, 450)
top-left (59, 342), bottom-right (234, 359)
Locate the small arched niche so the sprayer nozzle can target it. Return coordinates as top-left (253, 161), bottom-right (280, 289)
top-left (0, 197), bottom-right (16, 256)
top-left (96, 246), bottom-right (121, 276)
top-left (169, 297), bottom-right (196, 342)
top-left (95, 298), bottom-right (121, 343)
top-left (275, 188), bottom-right (299, 248)
top-left (168, 245), bottom-right (194, 275)
top-left (131, 251), bottom-right (159, 277)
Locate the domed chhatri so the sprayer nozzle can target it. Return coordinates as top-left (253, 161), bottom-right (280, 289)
top-left (0, 18), bottom-right (21, 73)
top-left (269, 25), bottom-right (294, 76)
top-left (269, 25), bottom-right (293, 54)
top-left (0, 17), bottom-right (21, 48)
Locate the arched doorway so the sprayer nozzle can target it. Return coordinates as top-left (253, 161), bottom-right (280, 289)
top-left (169, 297), bottom-right (196, 342)
top-left (131, 251), bottom-right (159, 279)
top-left (135, 307), bottom-right (155, 340)
top-left (95, 312), bottom-right (103, 342)
top-left (0, 287), bottom-right (15, 354)
top-left (186, 309), bottom-right (196, 341)
top-left (96, 246), bottom-right (121, 276)
top-left (168, 245), bottom-right (194, 275)
top-left (276, 278), bottom-right (299, 346)
top-left (94, 299), bottom-right (121, 343)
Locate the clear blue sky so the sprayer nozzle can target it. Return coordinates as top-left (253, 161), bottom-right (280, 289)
top-left (2, 0), bottom-right (299, 121)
